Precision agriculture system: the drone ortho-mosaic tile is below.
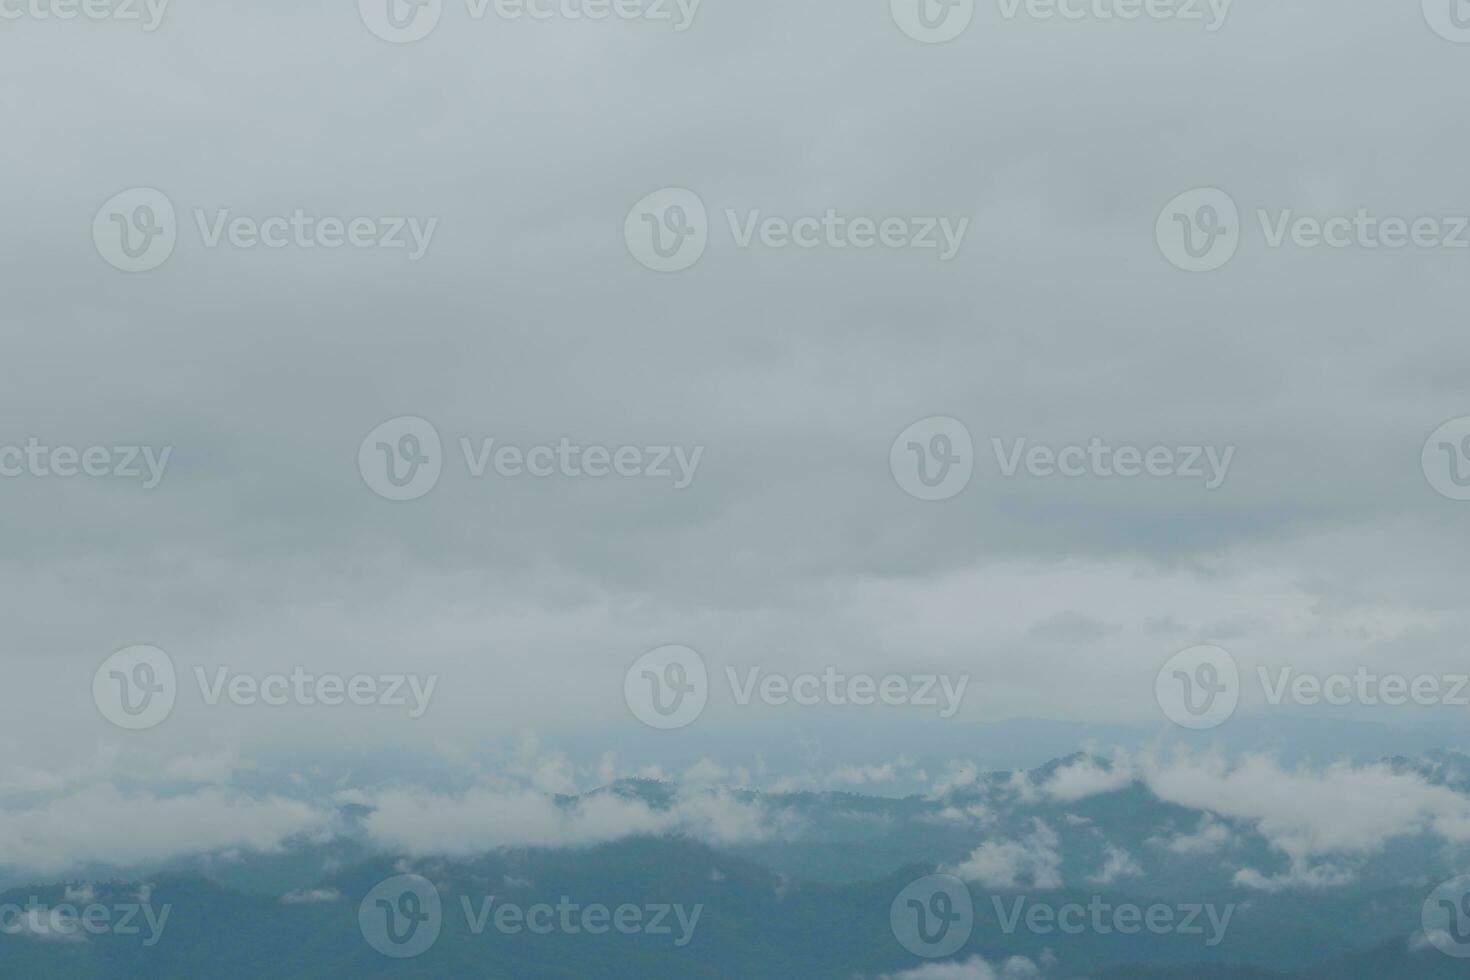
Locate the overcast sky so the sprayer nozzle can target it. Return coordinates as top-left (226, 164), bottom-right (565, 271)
top-left (3, 0), bottom-right (1470, 846)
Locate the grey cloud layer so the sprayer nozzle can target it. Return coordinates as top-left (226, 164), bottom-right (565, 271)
top-left (1, 1), bottom-right (1468, 762)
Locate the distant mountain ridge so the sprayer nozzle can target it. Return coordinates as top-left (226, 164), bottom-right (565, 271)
top-left (5, 750), bottom-right (1470, 978)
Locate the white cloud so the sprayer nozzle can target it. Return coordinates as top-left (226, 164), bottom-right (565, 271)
top-left (510, 735), bottom-right (579, 797)
top-left (929, 762), bottom-right (980, 798)
top-left (683, 758), bottom-right (728, 784)
top-left (62, 883), bottom-right (96, 904)
top-left (361, 787), bottom-right (778, 857)
top-left (1149, 814), bottom-right (1237, 856)
top-left (160, 747), bottom-right (242, 784)
top-left (878, 954), bottom-right (1040, 980)
top-left (1232, 861), bottom-right (1357, 892)
top-left (1004, 771), bottom-right (1039, 805)
top-left (1141, 753), bottom-right (1470, 865)
top-left (833, 764), bottom-right (899, 785)
top-left (7, 908), bottom-right (87, 944)
top-left (281, 888), bottom-right (341, 904)
top-left (1042, 756), bottom-right (1135, 802)
top-left (0, 786), bottom-right (329, 875)
top-left (1088, 843), bottom-right (1143, 885)
top-left (947, 820), bottom-right (1063, 890)
top-left (928, 803), bottom-right (993, 827)
top-left (331, 788), bottom-right (372, 806)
